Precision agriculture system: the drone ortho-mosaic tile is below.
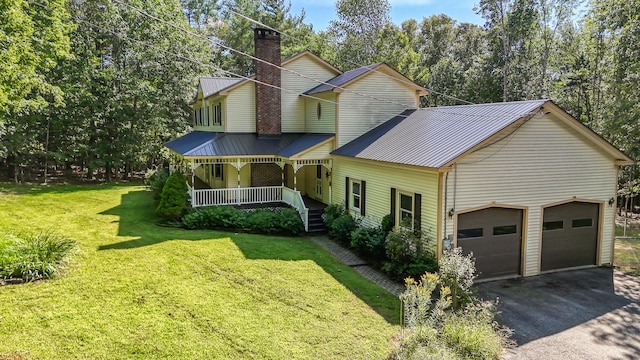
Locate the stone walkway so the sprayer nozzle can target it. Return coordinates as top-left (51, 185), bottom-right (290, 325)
top-left (309, 235), bottom-right (405, 296)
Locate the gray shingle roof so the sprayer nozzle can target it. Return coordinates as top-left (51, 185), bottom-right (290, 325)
top-left (332, 100), bottom-right (549, 168)
top-left (200, 77), bottom-right (244, 99)
top-left (304, 63), bottom-right (382, 95)
top-left (165, 132), bottom-right (333, 158)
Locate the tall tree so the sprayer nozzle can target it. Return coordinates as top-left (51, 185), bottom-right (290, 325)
top-left (209, 0), bottom-right (314, 76)
top-left (0, 0), bottom-right (72, 179)
top-left (328, 0), bottom-right (391, 70)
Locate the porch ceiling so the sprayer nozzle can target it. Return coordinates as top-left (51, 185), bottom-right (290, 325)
top-left (166, 131), bottom-right (334, 158)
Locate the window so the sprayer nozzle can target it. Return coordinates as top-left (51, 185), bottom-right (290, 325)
top-left (211, 163), bottom-right (223, 180)
top-left (316, 102), bottom-right (322, 120)
top-left (351, 180), bottom-right (361, 211)
top-left (572, 218), bottom-right (593, 228)
top-left (399, 192), bottom-right (413, 228)
top-left (543, 221), bottom-right (563, 231)
top-left (212, 102), bottom-right (222, 126)
top-left (458, 228), bottom-right (483, 239)
top-left (493, 225), bottom-right (517, 236)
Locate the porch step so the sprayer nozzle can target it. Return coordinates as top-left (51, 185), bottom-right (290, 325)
top-left (307, 208), bottom-right (327, 234)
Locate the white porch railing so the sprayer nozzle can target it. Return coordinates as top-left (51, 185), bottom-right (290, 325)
top-left (190, 185), bottom-right (310, 232)
top-left (282, 186), bottom-right (309, 232)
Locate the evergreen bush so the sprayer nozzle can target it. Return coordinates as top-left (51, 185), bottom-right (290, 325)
top-left (145, 168), bottom-right (169, 200)
top-left (156, 172), bottom-right (189, 221)
top-left (350, 226), bottom-right (387, 261)
top-left (328, 214), bottom-right (358, 244)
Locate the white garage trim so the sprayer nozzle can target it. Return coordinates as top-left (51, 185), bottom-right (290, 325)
top-left (538, 198), bottom-right (605, 274)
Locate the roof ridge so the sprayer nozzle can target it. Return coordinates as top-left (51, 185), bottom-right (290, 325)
top-left (421, 99), bottom-right (548, 111)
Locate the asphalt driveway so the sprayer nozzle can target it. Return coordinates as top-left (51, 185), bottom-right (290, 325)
top-left (476, 268), bottom-right (640, 359)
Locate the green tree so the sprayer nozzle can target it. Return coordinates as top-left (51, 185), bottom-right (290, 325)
top-left (0, 0), bottom-right (72, 179)
top-left (209, 0), bottom-right (314, 76)
top-left (328, 0), bottom-right (391, 70)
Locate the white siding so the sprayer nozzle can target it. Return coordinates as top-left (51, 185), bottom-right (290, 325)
top-left (305, 93), bottom-right (337, 133)
top-left (294, 140), bottom-right (334, 160)
top-left (443, 114), bottom-right (619, 276)
top-left (337, 69), bottom-right (418, 147)
top-left (281, 56), bottom-right (338, 132)
top-left (332, 156), bottom-right (439, 238)
top-left (226, 82), bottom-right (255, 132)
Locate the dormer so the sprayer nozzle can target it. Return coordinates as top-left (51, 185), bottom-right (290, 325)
top-left (191, 77), bottom-right (243, 132)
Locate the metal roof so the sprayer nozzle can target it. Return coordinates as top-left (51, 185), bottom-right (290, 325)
top-left (277, 134), bottom-right (334, 157)
top-left (332, 100), bottom-right (549, 168)
top-left (165, 132), bottom-right (334, 158)
top-left (200, 77), bottom-right (244, 99)
top-left (304, 63), bottom-right (382, 95)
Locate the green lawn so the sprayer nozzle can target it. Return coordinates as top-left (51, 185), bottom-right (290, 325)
top-left (615, 225), bottom-right (640, 276)
top-left (0, 184), bottom-right (400, 359)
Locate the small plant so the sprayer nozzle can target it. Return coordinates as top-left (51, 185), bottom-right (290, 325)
top-left (145, 168), bottom-right (169, 200)
top-left (350, 226), bottom-right (387, 261)
top-left (328, 213), bottom-right (358, 244)
top-left (400, 272), bottom-right (452, 328)
top-left (322, 203), bottom-right (346, 225)
top-left (156, 172), bottom-right (189, 221)
top-left (0, 232), bottom-right (76, 282)
top-left (383, 227), bottom-right (437, 279)
top-left (439, 248), bottom-right (476, 309)
top-left (182, 206), bottom-right (304, 236)
top-left (182, 206), bottom-right (246, 229)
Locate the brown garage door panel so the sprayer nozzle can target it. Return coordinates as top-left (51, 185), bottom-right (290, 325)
top-left (541, 202), bottom-right (599, 272)
top-left (459, 236), bottom-right (521, 278)
top-left (458, 207), bottom-right (523, 279)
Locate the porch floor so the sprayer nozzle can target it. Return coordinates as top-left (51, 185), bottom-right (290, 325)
top-left (302, 196), bottom-right (327, 211)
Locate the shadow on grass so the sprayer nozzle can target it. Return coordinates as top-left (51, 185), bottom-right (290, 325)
top-left (98, 189), bottom-right (401, 324)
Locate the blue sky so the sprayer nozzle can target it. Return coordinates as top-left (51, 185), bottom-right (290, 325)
top-left (289, 0), bottom-right (485, 31)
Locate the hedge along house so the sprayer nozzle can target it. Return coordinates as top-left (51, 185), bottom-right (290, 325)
top-left (165, 28), bottom-right (427, 232)
top-left (331, 100), bottom-right (633, 280)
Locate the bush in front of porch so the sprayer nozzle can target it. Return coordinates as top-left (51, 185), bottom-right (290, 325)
top-left (182, 206), bottom-right (303, 236)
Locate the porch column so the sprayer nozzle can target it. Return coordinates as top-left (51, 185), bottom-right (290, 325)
top-left (236, 159), bottom-right (241, 205)
top-left (293, 160), bottom-right (297, 191)
top-left (191, 162), bottom-right (196, 189)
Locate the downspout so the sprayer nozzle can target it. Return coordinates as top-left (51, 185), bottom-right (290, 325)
top-left (444, 171), bottom-right (448, 244)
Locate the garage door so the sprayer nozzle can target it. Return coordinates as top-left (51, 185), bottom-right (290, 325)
top-left (457, 207), bottom-right (523, 279)
top-left (541, 202), bottom-right (599, 272)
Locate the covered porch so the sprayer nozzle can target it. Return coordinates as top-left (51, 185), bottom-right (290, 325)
top-left (166, 132), bottom-right (335, 232)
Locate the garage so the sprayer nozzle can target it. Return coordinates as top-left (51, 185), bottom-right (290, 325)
top-left (457, 207), bottom-right (523, 280)
top-left (541, 201), bottom-right (599, 272)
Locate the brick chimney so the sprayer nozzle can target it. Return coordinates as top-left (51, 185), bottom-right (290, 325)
top-left (254, 28), bottom-right (281, 136)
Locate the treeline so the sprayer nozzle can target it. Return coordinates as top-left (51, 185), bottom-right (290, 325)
top-left (0, 0), bottom-right (638, 200)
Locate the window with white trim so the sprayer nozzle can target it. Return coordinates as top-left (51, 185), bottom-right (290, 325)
top-left (212, 102), bottom-right (222, 126)
top-left (350, 179), bottom-right (361, 212)
top-left (399, 192), bottom-right (414, 228)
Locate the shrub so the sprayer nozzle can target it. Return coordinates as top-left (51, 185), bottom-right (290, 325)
top-left (350, 226), bottom-right (387, 261)
top-left (182, 207), bottom-right (304, 236)
top-left (441, 311), bottom-right (503, 360)
top-left (145, 168), bottom-right (169, 200)
top-left (380, 214), bottom-right (394, 234)
top-left (383, 227), bottom-right (437, 279)
top-left (322, 203), bottom-right (346, 225)
top-left (328, 214), bottom-right (358, 244)
top-left (390, 327), bottom-right (460, 360)
top-left (156, 172), bottom-right (189, 221)
top-left (182, 206), bottom-right (246, 229)
top-left (277, 208), bottom-right (305, 235)
top-left (439, 248), bottom-right (476, 309)
top-left (0, 232), bottom-right (76, 282)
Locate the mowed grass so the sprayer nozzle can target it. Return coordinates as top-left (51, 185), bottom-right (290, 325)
top-left (0, 184), bottom-right (400, 359)
top-left (615, 225), bottom-right (640, 276)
